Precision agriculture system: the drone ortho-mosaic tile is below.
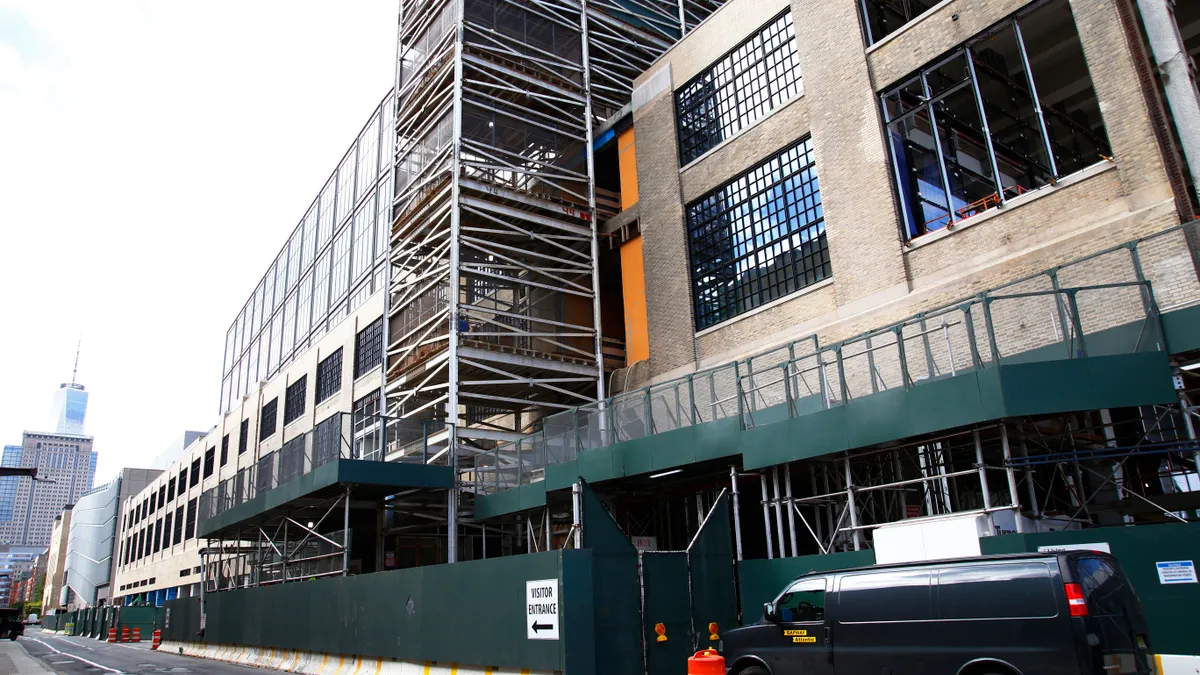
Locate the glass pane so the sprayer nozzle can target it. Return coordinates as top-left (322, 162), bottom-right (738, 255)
top-left (932, 84), bottom-right (998, 221)
top-left (887, 112), bottom-right (951, 236)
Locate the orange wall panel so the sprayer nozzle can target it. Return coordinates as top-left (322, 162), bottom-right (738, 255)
top-left (618, 127), bottom-right (639, 210)
top-left (619, 234), bottom-right (650, 365)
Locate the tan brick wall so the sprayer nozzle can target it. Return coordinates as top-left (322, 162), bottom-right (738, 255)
top-left (629, 0), bottom-right (1197, 386)
top-left (634, 91), bottom-right (697, 375)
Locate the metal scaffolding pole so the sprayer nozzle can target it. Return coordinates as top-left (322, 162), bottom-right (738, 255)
top-left (844, 458), bottom-right (861, 551)
top-left (771, 467), bottom-right (786, 557)
top-left (1000, 425), bottom-right (1023, 533)
top-left (760, 473), bottom-right (775, 559)
top-left (343, 487), bottom-right (351, 576)
top-left (784, 464), bottom-right (798, 558)
top-left (974, 430), bottom-right (994, 534)
top-left (730, 467), bottom-right (743, 561)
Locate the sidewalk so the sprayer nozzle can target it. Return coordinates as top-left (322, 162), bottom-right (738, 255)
top-left (0, 640), bottom-right (54, 674)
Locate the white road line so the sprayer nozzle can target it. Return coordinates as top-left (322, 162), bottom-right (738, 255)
top-left (23, 636), bottom-right (125, 674)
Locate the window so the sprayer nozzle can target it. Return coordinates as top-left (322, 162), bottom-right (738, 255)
top-left (203, 448), bottom-right (215, 479)
top-left (352, 205), bottom-right (375, 281)
top-left (687, 137), bottom-right (829, 330)
top-left (158, 485), bottom-right (166, 508)
top-left (313, 414), bottom-right (343, 467)
top-left (861, 0), bottom-right (939, 45)
top-left (220, 434), bottom-right (229, 467)
top-left (167, 478), bottom-right (175, 503)
top-left (318, 180), bottom-right (336, 253)
top-left (676, 12), bottom-right (801, 165)
top-left (838, 570), bottom-right (933, 623)
top-left (173, 506), bottom-right (184, 545)
top-left (774, 579), bottom-right (826, 622)
top-left (149, 492), bottom-right (156, 514)
top-left (261, 398), bottom-right (278, 439)
top-left (337, 151), bottom-right (357, 225)
top-left (330, 228), bottom-right (351, 303)
top-left (354, 318), bottom-right (385, 377)
top-left (352, 391), bottom-right (383, 460)
top-left (285, 376), bottom-right (308, 424)
top-left (185, 498), bottom-right (198, 539)
top-left (937, 562), bottom-right (1055, 619)
top-left (882, 0), bottom-right (1110, 240)
top-left (239, 419), bottom-right (249, 455)
top-left (312, 253), bottom-right (331, 332)
top-left (178, 468), bottom-right (187, 494)
top-left (317, 349), bottom-right (343, 404)
top-left (162, 513), bottom-right (172, 550)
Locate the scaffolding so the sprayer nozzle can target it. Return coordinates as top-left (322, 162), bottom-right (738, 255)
top-left (387, 0), bottom-right (726, 560)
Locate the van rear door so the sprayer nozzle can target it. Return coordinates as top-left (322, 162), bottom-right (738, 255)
top-left (1068, 553), bottom-right (1153, 675)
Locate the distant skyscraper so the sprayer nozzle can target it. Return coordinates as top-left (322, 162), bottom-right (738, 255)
top-left (0, 432), bottom-right (96, 547)
top-left (51, 342), bottom-right (88, 435)
top-left (0, 446), bottom-right (21, 522)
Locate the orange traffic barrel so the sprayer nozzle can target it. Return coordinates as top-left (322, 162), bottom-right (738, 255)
top-left (121, 626), bottom-right (131, 642)
top-left (132, 627), bottom-right (141, 642)
top-left (151, 629), bottom-right (162, 650)
top-left (106, 627), bottom-right (117, 643)
top-left (688, 649), bottom-right (725, 675)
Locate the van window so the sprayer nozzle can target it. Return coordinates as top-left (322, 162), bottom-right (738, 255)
top-left (776, 579), bottom-right (826, 622)
top-left (839, 569), bottom-right (933, 623)
top-left (938, 562), bottom-right (1056, 619)
top-left (1074, 556), bottom-right (1134, 617)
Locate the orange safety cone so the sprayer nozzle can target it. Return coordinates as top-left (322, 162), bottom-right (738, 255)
top-left (151, 629), bottom-right (162, 650)
top-left (121, 626), bottom-right (130, 643)
top-left (107, 627), bottom-right (117, 643)
top-left (687, 649), bottom-right (725, 675)
top-left (132, 627), bottom-right (141, 642)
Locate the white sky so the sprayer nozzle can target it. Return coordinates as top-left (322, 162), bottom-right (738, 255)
top-left (0, 1), bottom-right (398, 484)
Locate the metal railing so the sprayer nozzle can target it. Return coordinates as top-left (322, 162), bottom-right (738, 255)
top-left (199, 412), bottom-right (440, 523)
top-left (466, 221), bottom-right (1200, 496)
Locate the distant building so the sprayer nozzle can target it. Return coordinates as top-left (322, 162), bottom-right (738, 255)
top-left (62, 468), bottom-right (159, 608)
top-left (0, 431), bottom-right (97, 547)
top-left (0, 445), bottom-right (21, 521)
top-left (0, 545), bottom-right (45, 602)
top-left (148, 431), bottom-right (208, 471)
top-left (43, 507), bottom-right (71, 615)
top-left (51, 384), bottom-right (88, 436)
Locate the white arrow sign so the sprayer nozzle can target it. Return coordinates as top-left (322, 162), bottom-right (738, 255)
top-left (526, 579), bottom-right (560, 640)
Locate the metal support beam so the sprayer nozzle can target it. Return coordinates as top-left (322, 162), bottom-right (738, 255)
top-left (730, 466), bottom-right (743, 562)
top-left (760, 473), bottom-right (774, 559)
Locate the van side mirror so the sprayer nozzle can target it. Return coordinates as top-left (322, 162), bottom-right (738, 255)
top-left (763, 603), bottom-right (777, 622)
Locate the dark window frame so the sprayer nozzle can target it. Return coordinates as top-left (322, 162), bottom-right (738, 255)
top-left (354, 318), bottom-right (385, 377)
top-left (880, 0), bottom-right (1111, 241)
top-left (284, 376), bottom-right (307, 425)
top-left (239, 419), bottom-right (250, 454)
top-left (203, 447), bottom-right (215, 479)
top-left (261, 398), bottom-right (279, 439)
top-left (675, 11), bottom-right (802, 165)
top-left (316, 349), bottom-right (343, 404)
top-left (686, 136), bottom-right (830, 330)
top-left (220, 434), bottom-right (229, 466)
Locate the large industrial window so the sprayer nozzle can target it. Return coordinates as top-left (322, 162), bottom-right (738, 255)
top-left (173, 506), bottom-right (184, 546)
top-left (220, 434), bottom-right (229, 467)
top-left (284, 375), bottom-right (307, 425)
top-left (203, 447), bottom-right (215, 479)
top-left (185, 498), bottom-right (197, 539)
top-left (676, 12), bottom-right (802, 165)
top-left (687, 137), bottom-right (830, 330)
top-left (162, 513), bottom-right (172, 551)
top-left (882, 0), bottom-right (1111, 240)
top-left (239, 419), bottom-right (249, 455)
top-left (316, 349), bottom-right (343, 404)
top-left (354, 318), bottom-right (385, 377)
top-left (861, 0), bottom-right (939, 45)
top-left (261, 398), bottom-right (278, 439)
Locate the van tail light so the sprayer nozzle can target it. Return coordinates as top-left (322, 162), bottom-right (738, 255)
top-left (1065, 583), bottom-right (1089, 617)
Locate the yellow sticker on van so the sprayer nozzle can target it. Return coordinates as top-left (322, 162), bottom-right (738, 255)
top-left (783, 630), bottom-right (807, 636)
top-left (792, 637), bottom-right (817, 644)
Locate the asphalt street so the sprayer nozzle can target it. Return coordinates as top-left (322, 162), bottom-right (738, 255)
top-left (10, 627), bottom-right (270, 675)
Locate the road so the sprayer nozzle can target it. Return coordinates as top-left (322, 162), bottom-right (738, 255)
top-left (9, 627), bottom-right (271, 675)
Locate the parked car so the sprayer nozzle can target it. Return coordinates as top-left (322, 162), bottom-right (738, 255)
top-left (721, 551), bottom-right (1153, 675)
top-left (0, 608), bottom-right (23, 640)
top-left (23, 613), bottom-right (39, 625)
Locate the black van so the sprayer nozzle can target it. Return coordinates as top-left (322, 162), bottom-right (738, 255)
top-left (721, 552), bottom-right (1153, 675)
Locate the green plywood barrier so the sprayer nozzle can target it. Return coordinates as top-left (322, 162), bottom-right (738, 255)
top-left (580, 480), bottom-right (643, 675)
top-left (118, 605), bottom-right (160, 639)
top-left (643, 552), bottom-right (692, 675)
top-left (201, 550), bottom-right (584, 674)
top-left (737, 550), bottom-right (877, 624)
top-left (689, 492), bottom-right (738, 644)
top-left (981, 522), bottom-right (1200, 656)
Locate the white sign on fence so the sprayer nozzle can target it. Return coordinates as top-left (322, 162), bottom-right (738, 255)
top-left (526, 579), bottom-right (560, 640)
top-left (1156, 560), bottom-right (1198, 585)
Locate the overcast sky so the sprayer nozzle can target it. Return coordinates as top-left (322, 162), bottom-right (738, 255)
top-left (0, 1), bottom-right (397, 484)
